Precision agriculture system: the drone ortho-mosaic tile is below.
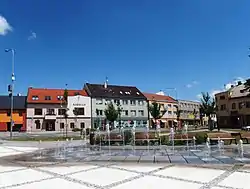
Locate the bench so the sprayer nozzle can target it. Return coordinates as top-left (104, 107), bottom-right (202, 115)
top-left (173, 134), bottom-right (193, 142)
top-left (207, 133), bottom-right (237, 144)
top-left (240, 132), bottom-right (250, 144)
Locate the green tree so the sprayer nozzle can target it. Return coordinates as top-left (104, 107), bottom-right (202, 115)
top-left (63, 88), bottom-right (69, 137)
top-left (193, 109), bottom-right (198, 129)
top-left (200, 92), bottom-right (217, 131)
top-left (104, 102), bottom-right (119, 129)
top-left (149, 101), bottom-right (167, 129)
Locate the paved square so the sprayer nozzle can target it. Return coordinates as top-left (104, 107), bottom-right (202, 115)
top-left (155, 166), bottom-right (225, 183)
top-left (9, 178), bottom-right (92, 189)
top-left (111, 176), bottom-right (202, 189)
top-left (0, 169), bottom-right (52, 188)
top-left (68, 167), bottom-right (138, 186)
top-left (218, 171), bottom-right (250, 189)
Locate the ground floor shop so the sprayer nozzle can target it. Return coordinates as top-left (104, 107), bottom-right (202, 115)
top-left (0, 111), bottom-right (26, 132)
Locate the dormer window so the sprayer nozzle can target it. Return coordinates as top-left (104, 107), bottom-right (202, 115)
top-left (136, 92), bottom-right (140, 95)
top-left (45, 96), bottom-right (51, 100)
top-left (125, 91), bottom-right (131, 95)
top-left (32, 96), bottom-right (39, 100)
top-left (120, 91), bottom-right (123, 94)
top-left (74, 92), bottom-right (80, 96)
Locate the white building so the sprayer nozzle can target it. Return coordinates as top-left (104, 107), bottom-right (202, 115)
top-left (26, 88), bottom-right (91, 132)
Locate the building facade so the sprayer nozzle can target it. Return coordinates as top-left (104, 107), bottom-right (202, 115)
top-left (0, 96), bottom-right (27, 132)
top-left (178, 100), bottom-right (200, 125)
top-left (84, 82), bottom-right (149, 128)
top-left (26, 88), bottom-right (91, 132)
top-left (215, 83), bottom-right (250, 128)
top-left (143, 93), bottom-right (178, 128)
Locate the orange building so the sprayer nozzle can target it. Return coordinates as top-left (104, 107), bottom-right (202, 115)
top-left (0, 96), bottom-right (27, 132)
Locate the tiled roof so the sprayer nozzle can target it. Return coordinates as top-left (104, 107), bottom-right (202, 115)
top-left (143, 93), bottom-right (177, 103)
top-left (0, 96), bottom-right (26, 110)
top-left (27, 88), bottom-right (88, 104)
top-left (85, 83), bottom-right (146, 99)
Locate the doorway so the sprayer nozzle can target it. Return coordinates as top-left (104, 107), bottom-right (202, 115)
top-left (45, 121), bottom-right (55, 131)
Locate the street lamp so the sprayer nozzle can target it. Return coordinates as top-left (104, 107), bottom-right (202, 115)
top-left (5, 48), bottom-right (15, 139)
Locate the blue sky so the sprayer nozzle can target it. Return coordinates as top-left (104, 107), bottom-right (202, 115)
top-left (1, 0), bottom-right (250, 100)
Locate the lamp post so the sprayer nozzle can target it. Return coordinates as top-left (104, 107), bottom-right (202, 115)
top-left (5, 48), bottom-right (15, 139)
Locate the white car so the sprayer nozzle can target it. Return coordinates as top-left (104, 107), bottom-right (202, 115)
top-left (242, 126), bottom-right (250, 131)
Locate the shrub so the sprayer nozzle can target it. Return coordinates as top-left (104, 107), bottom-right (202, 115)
top-left (72, 128), bottom-right (81, 132)
top-left (195, 132), bottom-right (207, 144)
top-left (124, 130), bottom-right (132, 144)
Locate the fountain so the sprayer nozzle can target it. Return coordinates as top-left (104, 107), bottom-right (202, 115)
top-left (106, 124), bottom-right (111, 155)
top-left (184, 124), bottom-right (189, 151)
top-left (146, 125), bottom-right (150, 154)
top-left (170, 127), bottom-right (175, 154)
top-left (131, 126), bottom-right (136, 155)
top-left (235, 139), bottom-right (249, 162)
top-left (156, 125), bottom-right (161, 147)
top-left (33, 140), bottom-right (44, 159)
top-left (96, 127), bottom-right (102, 150)
top-left (201, 141), bottom-right (214, 162)
top-left (120, 126), bottom-right (125, 151)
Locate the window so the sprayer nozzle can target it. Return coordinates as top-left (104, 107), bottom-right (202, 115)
top-left (130, 100), bottom-right (136, 105)
top-left (96, 109), bottom-right (103, 116)
top-left (46, 109), bottom-right (55, 115)
top-left (123, 110), bottom-right (128, 116)
top-left (35, 120), bottom-right (41, 129)
top-left (220, 104), bottom-right (226, 110)
top-left (168, 104), bottom-right (172, 108)
top-left (138, 110), bottom-right (144, 116)
top-left (74, 108), bottom-right (85, 115)
top-left (96, 99), bottom-right (103, 105)
top-left (45, 96), bottom-right (51, 100)
top-left (114, 99), bottom-right (120, 104)
top-left (18, 111), bottom-right (22, 116)
top-left (238, 102), bottom-right (244, 109)
top-left (32, 95), bottom-right (39, 100)
top-left (60, 123), bottom-right (64, 129)
top-left (122, 100), bottom-right (128, 105)
top-left (131, 110), bottom-right (136, 116)
top-left (70, 123), bottom-right (75, 129)
top-left (168, 111), bottom-right (172, 115)
top-left (105, 99), bottom-right (111, 104)
top-left (34, 108), bottom-right (43, 115)
top-left (232, 103), bottom-right (236, 109)
top-left (58, 109), bottom-right (66, 115)
top-left (173, 111), bottom-right (177, 115)
top-left (246, 102), bottom-right (250, 108)
top-left (220, 95), bottom-right (225, 100)
top-left (138, 100), bottom-right (144, 105)
top-left (57, 96), bottom-right (63, 100)
top-left (80, 122), bottom-right (85, 129)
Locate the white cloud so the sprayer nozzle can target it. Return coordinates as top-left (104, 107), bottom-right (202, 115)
top-left (0, 15), bottom-right (12, 36)
top-left (28, 31), bottom-right (37, 40)
top-left (196, 77), bottom-right (246, 100)
top-left (186, 80), bottom-right (199, 88)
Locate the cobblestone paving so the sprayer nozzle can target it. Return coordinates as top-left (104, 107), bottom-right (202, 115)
top-left (1, 145), bottom-right (250, 189)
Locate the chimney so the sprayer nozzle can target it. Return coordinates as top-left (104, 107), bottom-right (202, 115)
top-left (104, 77), bottom-right (108, 89)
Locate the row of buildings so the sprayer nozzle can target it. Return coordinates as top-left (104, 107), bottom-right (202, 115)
top-left (0, 81), bottom-right (201, 132)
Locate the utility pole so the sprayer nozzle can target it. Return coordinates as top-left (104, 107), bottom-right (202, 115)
top-left (5, 48), bottom-right (15, 139)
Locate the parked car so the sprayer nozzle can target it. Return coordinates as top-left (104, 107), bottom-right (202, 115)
top-left (242, 126), bottom-right (250, 131)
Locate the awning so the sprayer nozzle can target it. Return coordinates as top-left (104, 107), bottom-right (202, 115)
top-left (160, 120), bottom-right (167, 123)
top-left (173, 120), bottom-right (178, 122)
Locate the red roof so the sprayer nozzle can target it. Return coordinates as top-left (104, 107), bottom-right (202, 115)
top-left (143, 93), bottom-right (177, 103)
top-left (27, 88), bottom-right (88, 104)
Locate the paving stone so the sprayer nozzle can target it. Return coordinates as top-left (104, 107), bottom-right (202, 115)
top-left (124, 156), bottom-right (140, 162)
top-left (139, 155), bottom-right (155, 163)
top-left (169, 156), bottom-right (186, 163)
top-left (154, 155), bottom-right (170, 163)
top-left (110, 156), bottom-right (127, 161)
